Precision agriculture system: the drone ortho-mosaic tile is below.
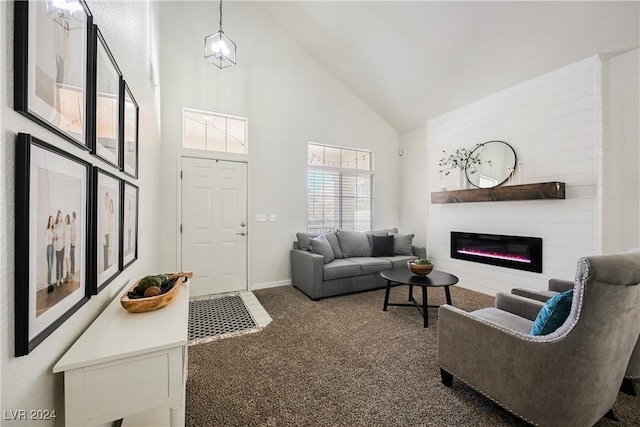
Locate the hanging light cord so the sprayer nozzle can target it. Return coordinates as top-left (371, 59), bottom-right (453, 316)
top-left (219, 0), bottom-right (223, 32)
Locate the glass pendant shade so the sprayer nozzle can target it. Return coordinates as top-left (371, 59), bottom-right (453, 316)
top-left (204, 31), bottom-right (236, 69)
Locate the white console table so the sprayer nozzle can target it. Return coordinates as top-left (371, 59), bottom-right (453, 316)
top-left (53, 281), bottom-right (190, 427)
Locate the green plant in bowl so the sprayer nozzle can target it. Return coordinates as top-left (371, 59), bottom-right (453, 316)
top-left (408, 258), bottom-right (434, 276)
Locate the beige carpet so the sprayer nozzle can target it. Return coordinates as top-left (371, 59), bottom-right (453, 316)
top-left (186, 285), bottom-right (640, 426)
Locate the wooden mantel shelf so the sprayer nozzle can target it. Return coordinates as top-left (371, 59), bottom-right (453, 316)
top-left (431, 181), bottom-right (566, 204)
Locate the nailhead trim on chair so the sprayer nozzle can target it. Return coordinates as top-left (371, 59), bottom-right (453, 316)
top-left (440, 259), bottom-right (590, 343)
top-left (437, 365), bottom-right (539, 427)
top-left (443, 302), bottom-right (581, 343)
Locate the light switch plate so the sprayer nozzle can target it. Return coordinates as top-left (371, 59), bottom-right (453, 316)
top-left (269, 214), bottom-right (277, 222)
top-left (256, 214), bottom-right (267, 222)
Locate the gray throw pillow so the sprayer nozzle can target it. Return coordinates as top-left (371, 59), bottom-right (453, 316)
top-left (336, 230), bottom-right (371, 257)
top-left (389, 232), bottom-right (414, 255)
top-left (324, 232), bottom-right (344, 259)
top-left (366, 228), bottom-right (399, 249)
top-left (296, 232), bottom-right (318, 251)
top-left (309, 234), bottom-right (336, 264)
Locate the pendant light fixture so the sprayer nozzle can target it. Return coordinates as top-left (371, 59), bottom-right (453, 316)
top-left (204, 0), bottom-right (236, 68)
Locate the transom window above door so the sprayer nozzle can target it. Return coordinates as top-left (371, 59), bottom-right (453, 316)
top-left (307, 143), bottom-right (374, 233)
top-left (183, 108), bottom-right (247, 154)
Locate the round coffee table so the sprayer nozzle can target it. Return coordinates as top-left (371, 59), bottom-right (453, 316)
top-left (380, 268), bottom-right (459, 328)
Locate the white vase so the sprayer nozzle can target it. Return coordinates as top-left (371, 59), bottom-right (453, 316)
top-left (458, 170), bottom-right (469, 189)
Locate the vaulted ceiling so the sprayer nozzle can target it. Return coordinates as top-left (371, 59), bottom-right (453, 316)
top-left (260, 1), bottom-right (640, 133)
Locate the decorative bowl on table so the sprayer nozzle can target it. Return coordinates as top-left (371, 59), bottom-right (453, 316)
top-left (407, 259), bottom-right (434, 276)
top-left (120, 272), bottom-right (193, 313)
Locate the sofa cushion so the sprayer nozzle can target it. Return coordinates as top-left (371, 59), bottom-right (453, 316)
top-left (310, 234), bottom-right (335, 264)
top-left (379, 255), bottom-right (418, 269)
top-left (348, 257), bottom-right (393, 275)
top-left (471, 307), bottom-right (534, 335)
top-left (323, 259), bottom-right (361, 281)
top-left (530, 289), bottom-right (574, 336)
top-left (325, 232), bottom-right (344, 259)
top-left (337, 230), bottom-right (371, 257)
top-left (389, 232), bottom-right (414, 255)
top-left (371, 235), bottom-right (395, 257)
top-left (296, 232), bottom-right (318, 251)
top-left (366, 228), bottom-right (398, 249)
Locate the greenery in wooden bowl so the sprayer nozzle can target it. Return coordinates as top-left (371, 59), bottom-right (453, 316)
top-left (408, 258), bottom-right (434, 275)
top-left (121, 272), bottom-right (193, 313)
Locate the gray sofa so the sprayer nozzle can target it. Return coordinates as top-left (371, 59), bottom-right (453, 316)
top-left (291, 228), bottom-right (426, 300)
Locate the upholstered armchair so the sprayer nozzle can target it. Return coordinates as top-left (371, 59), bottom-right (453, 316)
top-left (437, 251), bottom-right (640, 427)
top-left (512, 275), bottom-right (640, 395)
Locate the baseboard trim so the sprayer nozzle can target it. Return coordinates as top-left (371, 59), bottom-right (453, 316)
top-left (455, 282), bottom-right (496, 297)
top-left (251, 279), bottom-right (292, 291)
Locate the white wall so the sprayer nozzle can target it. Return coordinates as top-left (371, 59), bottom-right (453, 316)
top-left (602, 48), bottom-right (640, 253)
top-left (0, 2), bottom-right (162, 425)
top-left (157, 1), bottom-right (400, 289)
top-left (426, 56), bottom-right (602, 295)
top-left (399, 126), bottom-right (428, 247)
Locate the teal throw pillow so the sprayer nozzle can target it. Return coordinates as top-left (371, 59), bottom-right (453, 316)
top-left (530, 289), bottom-right (573, 336)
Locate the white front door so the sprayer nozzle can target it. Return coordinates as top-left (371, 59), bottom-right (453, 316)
top-left (181, 157), bottom-right (248, 297)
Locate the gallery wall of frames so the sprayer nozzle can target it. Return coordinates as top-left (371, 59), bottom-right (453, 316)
top-left (13, 0), bottom-right (140, 356)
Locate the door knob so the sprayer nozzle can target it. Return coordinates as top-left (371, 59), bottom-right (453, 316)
top-left (241, 222), bottom-right (246, 227)
top-left (237, 231), bottom-right (246, 236)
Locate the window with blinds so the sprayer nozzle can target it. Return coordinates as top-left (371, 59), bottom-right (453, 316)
top-left (307, 143), bottom-right (373, 233)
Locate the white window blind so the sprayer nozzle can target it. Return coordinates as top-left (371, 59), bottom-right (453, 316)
top-left (307, 143), bottom-right (374, 233)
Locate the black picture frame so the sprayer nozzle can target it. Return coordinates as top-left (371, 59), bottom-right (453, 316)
top-left (15, 133), bottom-right (92, 357)
top-left (14, 0), bottom-right (94, 150)
top-left (121, 81), bottom-right (139, 178)
top-left (92, 26), bottom-right (123, 169)
top-left (121, 181), bottom-right (138, 270)
top-left (92, 167), bottom-right (122, 294)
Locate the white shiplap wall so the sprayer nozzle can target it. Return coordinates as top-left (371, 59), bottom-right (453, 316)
top-left (426, 56), bottom-right (601, 295)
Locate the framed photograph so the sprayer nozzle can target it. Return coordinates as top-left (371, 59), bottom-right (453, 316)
top-left (14, 0), bottom-right (93, 150)
top-left (15, 133), bottom-right (92, 357)
top-left (93, 26), bottom-right (122, 168)
top-left (121, 181), bottom-right (138, 269)
top-left (121, 81), bottom-right (139, 178)
top-left (93, 167), bottom-right (121, 293)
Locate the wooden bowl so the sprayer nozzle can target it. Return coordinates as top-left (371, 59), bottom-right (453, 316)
top-left (120, 272), bottom-right (193, 313)
top-left (407, 262), bottom-right (433, 276)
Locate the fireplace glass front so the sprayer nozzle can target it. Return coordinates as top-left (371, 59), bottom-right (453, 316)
top-left (450, 232), bottom-right (543, 273)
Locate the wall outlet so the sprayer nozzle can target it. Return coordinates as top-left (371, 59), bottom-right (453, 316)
top-left (269, 214), bottom-right (277, 222)
top-left (256, 214), bottom-right (267, 222)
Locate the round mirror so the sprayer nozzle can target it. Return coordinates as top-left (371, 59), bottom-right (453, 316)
top-left (465, 140), bottom-right (517, 188)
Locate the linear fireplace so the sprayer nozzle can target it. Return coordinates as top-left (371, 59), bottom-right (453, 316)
top-left (451, 232), bottom-right (543, 273)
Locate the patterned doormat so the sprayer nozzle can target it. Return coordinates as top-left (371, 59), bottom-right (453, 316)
top-left (188, 294), bottom-right (259, 345)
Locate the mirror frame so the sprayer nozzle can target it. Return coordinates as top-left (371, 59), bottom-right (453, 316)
top-left (465, 140), bottom-right (517, 189)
